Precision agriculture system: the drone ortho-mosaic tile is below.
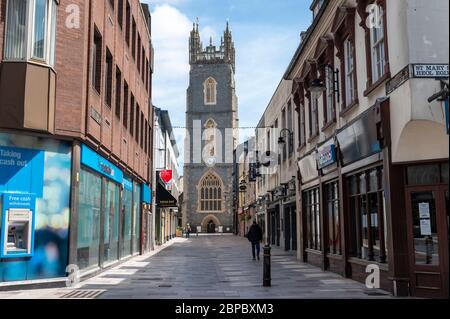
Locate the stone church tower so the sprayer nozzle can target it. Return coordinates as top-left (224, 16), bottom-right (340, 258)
top-left (183, 21), bottom-right (238, 233)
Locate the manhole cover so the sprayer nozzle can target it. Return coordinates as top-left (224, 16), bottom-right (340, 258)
top-left (60, 290), bottom-right (105, 299)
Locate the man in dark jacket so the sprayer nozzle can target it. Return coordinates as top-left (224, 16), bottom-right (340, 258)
top-left (247, 220), bottom-right (263, 261)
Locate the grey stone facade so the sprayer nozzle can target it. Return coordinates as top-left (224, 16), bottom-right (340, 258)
top-left (183, 22), bottom-right (238, 233)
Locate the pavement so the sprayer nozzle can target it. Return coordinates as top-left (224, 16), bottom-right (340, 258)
top-left (0, 235), bottom-right (393, 299)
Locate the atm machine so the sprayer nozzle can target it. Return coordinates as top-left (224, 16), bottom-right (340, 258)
top-left (0, 193), bottom-right (36, 258)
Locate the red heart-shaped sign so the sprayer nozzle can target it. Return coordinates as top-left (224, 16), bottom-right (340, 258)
top-left (160, 170), bottom-right (173, 184)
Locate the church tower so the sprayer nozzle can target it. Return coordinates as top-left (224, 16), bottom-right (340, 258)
top-left (183, 21), bottom-right (239, 234)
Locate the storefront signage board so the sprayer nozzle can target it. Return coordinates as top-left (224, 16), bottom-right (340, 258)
top-left (81, 144), bottom-right (123, 185)
top-left (317, 144), bottom-right (336, 169)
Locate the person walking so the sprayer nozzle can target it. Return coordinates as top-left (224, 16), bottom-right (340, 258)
top-left (185, 224), bottom-right (191, 239)
top-left (247, 220), bottom-right (263, 261)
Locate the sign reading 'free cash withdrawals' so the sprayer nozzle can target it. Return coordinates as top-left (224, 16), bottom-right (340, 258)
top-left (412, 64), bottom-right (449, 78)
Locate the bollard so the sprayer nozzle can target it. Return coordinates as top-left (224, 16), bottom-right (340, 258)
top-left (263, 245), bottom-right (271, 287)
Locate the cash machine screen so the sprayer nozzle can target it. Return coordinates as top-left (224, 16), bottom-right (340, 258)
top-left (1, 194), bottom-right (36, 258)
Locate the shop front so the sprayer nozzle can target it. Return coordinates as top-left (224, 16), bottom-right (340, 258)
top-left (75, 144), bottom-right (143, 274)
top-left (403, 162), bottom-right (449, 298)
top-left (0, 132), bottom-right (72, 283)
top-left (297, 101), bottom-right (393, 286)
top-left (155, 178), bottom-right (178, 245)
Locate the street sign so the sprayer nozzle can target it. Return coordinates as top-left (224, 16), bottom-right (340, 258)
top-left (412, 64), bottom-right (449, 78)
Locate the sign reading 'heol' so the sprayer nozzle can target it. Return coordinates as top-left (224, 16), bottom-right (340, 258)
top-left (412, 64), bottom-right (449, 78)
top-left (317, 144), bottom-right (337, 169)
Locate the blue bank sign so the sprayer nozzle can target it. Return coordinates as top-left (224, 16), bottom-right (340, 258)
top-left (81, 144), bottom-right (123, 184)
top-left (317, 144), bottom-right (337, 169)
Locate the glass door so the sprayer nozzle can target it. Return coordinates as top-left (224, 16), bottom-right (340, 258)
top-left (406, 187), bottom-right (449, 298)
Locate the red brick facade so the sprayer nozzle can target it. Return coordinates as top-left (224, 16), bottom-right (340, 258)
top-left (0, 0), bottom-right (153, 183)
top-left (54, 0), bottom-right (153, 183)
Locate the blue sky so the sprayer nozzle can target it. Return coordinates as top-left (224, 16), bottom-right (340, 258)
top-left (143, 0), bottom-right (313, 170)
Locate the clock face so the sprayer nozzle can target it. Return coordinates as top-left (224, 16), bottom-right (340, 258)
top-left (206, 157), bottom-right (216, 167)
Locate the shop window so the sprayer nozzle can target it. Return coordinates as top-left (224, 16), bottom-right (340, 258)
top-left (348, 166), bottom-right (387, 263)
top-left (104, 180), bottom-right (120, 263)
top-left (77, 168), bottom-right (102, 270)
top-left (304, 188), bottom-right (321, 251)
top-left (122, 185), bottom-right (132, 257)
top-left (326, 181), bottom-right (341, 255)
top-left (4, 0), bottom-right (58, 66)
top-left (132, 183), bottom-right (141, 254)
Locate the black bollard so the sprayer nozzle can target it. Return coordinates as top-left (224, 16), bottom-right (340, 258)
top-left (263, 245), bottom-right (271, 287)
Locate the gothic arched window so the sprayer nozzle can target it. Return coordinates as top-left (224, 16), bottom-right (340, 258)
top-left (198, 171), bottom-right (223, 212)
top-left (204, 77), bottom-right (217, 105)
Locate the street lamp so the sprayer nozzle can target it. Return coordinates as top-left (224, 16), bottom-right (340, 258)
top-left (278, 128), bottom-right (293, 146)
top-left (308, 63), bottom-right (340, 103)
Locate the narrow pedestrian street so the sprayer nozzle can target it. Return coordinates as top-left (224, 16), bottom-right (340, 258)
top-left (0, 235), bottom-right (391, 299)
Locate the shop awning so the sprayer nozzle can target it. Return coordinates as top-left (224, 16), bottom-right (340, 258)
top-left (156, 182), bottom-right (178, 208)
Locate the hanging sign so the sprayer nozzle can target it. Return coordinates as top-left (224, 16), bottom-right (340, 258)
top-left (317, 144), bottom-right (336, 169)
top-left (159, 170), bottom-right (173, 184)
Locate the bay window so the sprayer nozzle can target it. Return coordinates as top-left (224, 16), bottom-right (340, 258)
top-left (348, 166), bottom-right (387, 263)
top-left (304, 188), bottom-right (321, 251)
top-left (4, 0), bottom-right (58, 66)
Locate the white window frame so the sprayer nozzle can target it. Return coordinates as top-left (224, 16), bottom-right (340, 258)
top-left (344, 38), bottom-right (356, 106)
top-left (3, 0), bottom-right (57, 66)
top-left (370, 6), bottom-right (386, 83)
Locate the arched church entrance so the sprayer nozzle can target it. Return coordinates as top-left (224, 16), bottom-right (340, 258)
top-left (201, 215), bottom-right (221, 234)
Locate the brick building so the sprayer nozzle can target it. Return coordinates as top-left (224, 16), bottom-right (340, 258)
top-left (0, 0), bottom-right (154, 286)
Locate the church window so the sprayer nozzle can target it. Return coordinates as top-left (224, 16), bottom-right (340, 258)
top-left (198, 171), bottom-right (223, 212)
top-left (204, 77), bottom-right (217, 105)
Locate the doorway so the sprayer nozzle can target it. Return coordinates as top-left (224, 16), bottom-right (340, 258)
top-left (207, 221), bottom-right (216, 233)
top-left (406, 185), bottom-right (449, 298)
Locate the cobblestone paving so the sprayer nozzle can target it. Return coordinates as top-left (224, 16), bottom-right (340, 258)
top-left (0, 235), bottom-right (393, 299)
